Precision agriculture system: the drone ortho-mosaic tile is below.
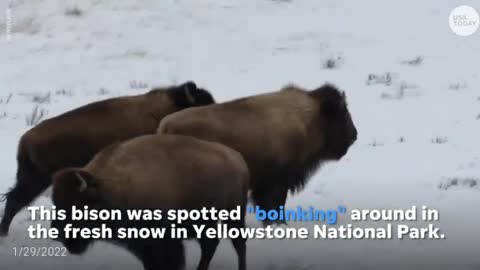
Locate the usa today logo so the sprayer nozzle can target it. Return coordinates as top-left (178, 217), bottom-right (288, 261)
top-left (449, 5), bottom-right (479, 36)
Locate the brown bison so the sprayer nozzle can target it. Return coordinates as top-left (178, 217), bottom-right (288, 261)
top-left (51, 134), bottom-right (249, 270)
top-left (157, 84), bottom-right (357, 222)
top-left (0, 82), bottom-right (215, 236)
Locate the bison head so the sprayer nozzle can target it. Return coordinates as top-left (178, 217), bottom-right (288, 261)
top-left (51, 169), bottom-right (100, 254)
top-left (148, 81), bottom-right (215, 109)
top-left (171, 81), bottom-right (215, 108)
top-left (314, 84), bottom-right (357, 160)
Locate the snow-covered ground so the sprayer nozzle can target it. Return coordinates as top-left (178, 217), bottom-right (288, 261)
top-left (1, 0), bottom-right (479, 269)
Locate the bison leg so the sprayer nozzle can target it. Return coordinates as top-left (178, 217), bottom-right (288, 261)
top-left (252, 186), bottom-right (288, 226)
top-left (231, 237), bottom-right (247, 270)
top-left (127, 245), bottom-right (160, 270)
top-left (127, 240), bottom-right (185, 270)
top-left (162, 239), bottom-right (185, 270)
top-left (228, 219), bottom-right (247, 270)
top-left (196, 237), bottom-right (220, 270)
top-left (0, 180), bottom-right (49, 236)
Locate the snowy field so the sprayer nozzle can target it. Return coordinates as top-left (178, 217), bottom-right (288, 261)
top-left (0, 0), bottom-right (479, 269)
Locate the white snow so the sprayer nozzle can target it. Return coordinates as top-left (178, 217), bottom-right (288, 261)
top-left (0, 0), bottom-right (479, 269)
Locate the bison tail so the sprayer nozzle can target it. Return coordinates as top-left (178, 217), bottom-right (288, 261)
top-left (1, 147), bottom-right (50, 235)
top-left (1, 149), bottom-right (43, 201)
top-left (52, 168), bottom-right (96, 193)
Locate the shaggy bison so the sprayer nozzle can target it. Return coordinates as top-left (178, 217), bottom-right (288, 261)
top-left (157, 84), bottom-right (357, 221)
top-left (0, 82), bottom-right (215, 236)
top-left (51, 134), bottom-right (249, 270)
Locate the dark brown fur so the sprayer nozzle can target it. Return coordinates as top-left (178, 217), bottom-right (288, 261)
top-left (157, 84), bottom-right (357, 220)
top-left (0, 82), bottom-right (215, 235)
top-left (51, 134), bottom-right (249, 270)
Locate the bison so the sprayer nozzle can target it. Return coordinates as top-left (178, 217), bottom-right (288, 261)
top-left (157, 83), bottom-right (357, 222)
top-left (51, 134), bottom-right (249, 270)
top-left (0, 82), bottom-right (215, 236)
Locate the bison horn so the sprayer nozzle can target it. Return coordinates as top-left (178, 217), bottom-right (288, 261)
top-left (75, 171), bottom-right (88, 192)
top-left (185, 87), bottom-right (195, 104)
top-left (182, 81), bottom-right (197, 104)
